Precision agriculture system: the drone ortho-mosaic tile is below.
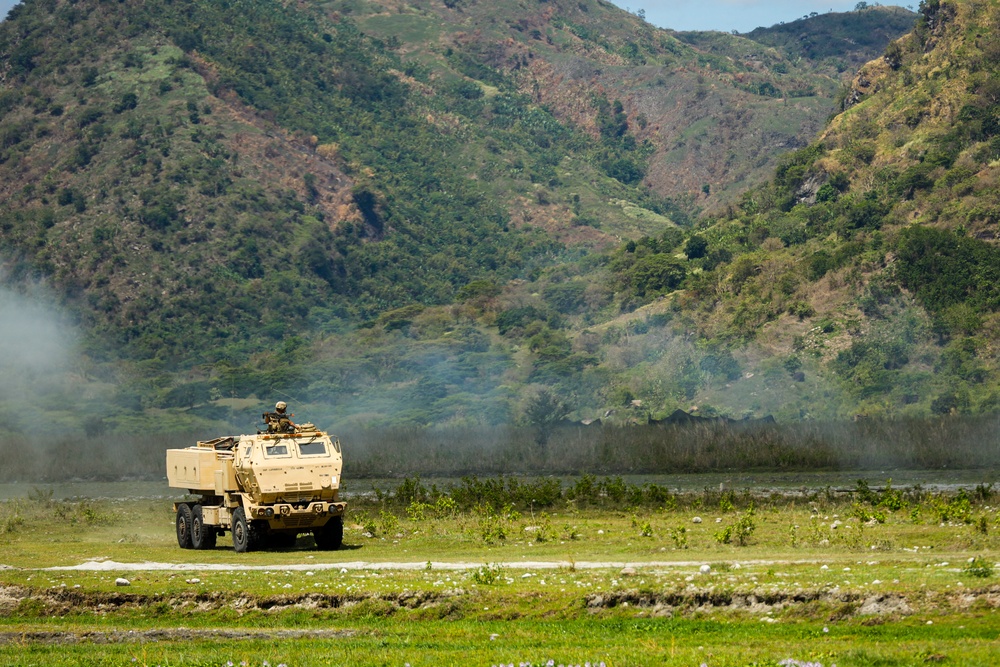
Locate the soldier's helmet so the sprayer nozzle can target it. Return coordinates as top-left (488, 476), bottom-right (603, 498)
top-left (275, 401), bottom-right (287, 412)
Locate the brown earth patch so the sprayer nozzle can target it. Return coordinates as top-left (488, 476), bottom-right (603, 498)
top-left (4, 584), bottom-right (1000, 627)
top-left (0, 585), bottom-right (455, 618)
top-left (584, 586), bottom-right (1000, 618)
top-left (0, 628), bottom-right (353, 645)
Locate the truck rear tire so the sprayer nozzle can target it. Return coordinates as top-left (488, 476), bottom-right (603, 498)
top-left (176, 503), bottom-right (193, 549)
top-left (314, 515), bottom-right (343, 550)
top-left (232, 507), bottom-right (258, 553)
top-left (191, 505), bottom-right (217, 550)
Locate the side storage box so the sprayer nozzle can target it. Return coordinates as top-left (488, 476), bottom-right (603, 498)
top-left (214, 466), bottom-right (238, 495)
top-left (167, 448), bottom-right (225, 493)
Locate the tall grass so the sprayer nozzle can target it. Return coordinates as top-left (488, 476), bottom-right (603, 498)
top-left (342, 415), bottom-right (1000, 477)
top-left (2, 415), bottom-right (998, 482)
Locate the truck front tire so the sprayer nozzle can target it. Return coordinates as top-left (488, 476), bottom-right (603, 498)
top-left (176, 503), bottom-right (194, 549)
top-left (191, 505), bottom-right (218, 550)
top-left (314, 515), bottom-right (343, 550)
top-left (232, 507), bottom-right (259, 553)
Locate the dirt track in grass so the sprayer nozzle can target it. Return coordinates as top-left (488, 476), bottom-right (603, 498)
top-left (27, 558), bottom-right (892, 572)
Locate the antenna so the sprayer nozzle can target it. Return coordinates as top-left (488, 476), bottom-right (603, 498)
top-left (274, 389), bottom-right (304, 407)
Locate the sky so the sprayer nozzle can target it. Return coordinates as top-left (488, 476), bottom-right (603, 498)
top-left (0, 0), bottom-right (913, 32)
top-left (611, 0), bottom-right (913, 33)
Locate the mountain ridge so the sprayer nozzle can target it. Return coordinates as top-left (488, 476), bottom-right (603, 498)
top-left (3, 0), bottom-right (958, 433)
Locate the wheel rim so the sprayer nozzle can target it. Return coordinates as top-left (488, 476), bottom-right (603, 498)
top-left (177, 511), bottom-right (190, 542)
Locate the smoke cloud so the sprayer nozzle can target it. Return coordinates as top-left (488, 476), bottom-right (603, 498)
top-left (0, 287), bottom-right (74, 374)
top-left (0, 277), bottom-right (81, 434)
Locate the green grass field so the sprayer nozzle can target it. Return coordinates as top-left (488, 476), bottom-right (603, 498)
top-left (1, 479), bottom-right (999, 666)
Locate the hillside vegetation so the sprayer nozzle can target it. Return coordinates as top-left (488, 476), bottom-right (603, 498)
top-left (7, 0), bottom-right (985, 437)
top-left (638, 0), bottom-right (1000, 420)
top-left (747, 5), bottom-right (918, 68)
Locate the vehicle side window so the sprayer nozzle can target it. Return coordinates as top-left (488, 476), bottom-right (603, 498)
top-left (264, 444), bottom-right (289, 457)
top-left (298, 441), bottom-right (327, 456)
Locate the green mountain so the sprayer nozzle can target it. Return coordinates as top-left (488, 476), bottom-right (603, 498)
top-left (746, 5), bottom-right (918, 68)
top-left (609, 0), bottom-right (1000, 420)
top-left (0, 0), bottom-right (946, 434)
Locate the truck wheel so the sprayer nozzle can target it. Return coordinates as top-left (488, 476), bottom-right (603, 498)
top-left (191, 505), bottom-right (217, 550)
top-left (176, 503), bottom-right (193, 549)
top-left (231, 507), bottom-right (258, 553)
top-left (314, 515), bottom-right (343, 550)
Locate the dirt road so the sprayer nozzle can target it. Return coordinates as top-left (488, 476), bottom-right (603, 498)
top-left (35, 557), bottom-right (838, 572)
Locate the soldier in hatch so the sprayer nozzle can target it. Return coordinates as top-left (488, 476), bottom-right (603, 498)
top-left (263, 401), bottom-right (297, 433)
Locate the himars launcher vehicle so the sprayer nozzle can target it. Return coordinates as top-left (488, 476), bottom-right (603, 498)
top-left (166, 423), bottom-right (346, 552)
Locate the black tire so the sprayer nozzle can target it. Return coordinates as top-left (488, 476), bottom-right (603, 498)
top-left (314, 515), bottom-right (343, 550)
top-left (191, 505), bottom-right (217, 550)
top-left (231, 507), bottom-right (258, 553)
top-left (176, 503), bottom-right (193, 549)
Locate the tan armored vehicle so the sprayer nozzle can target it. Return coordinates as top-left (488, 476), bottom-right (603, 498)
top-left (166, 424), bottom-right (346, 552)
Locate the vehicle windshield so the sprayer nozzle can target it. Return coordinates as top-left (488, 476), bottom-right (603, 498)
top-left (264, 444), bottom-right (289, 457)
top-left (297, 440), bottom-right (328, 457)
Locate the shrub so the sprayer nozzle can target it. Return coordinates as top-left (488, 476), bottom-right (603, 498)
top-left (894, 226), bottom-right (1000, 317)
top-left (963, 556), bottom-right (993, 578)
top-left (715, 505), bottom-right (756, 546)
top-left (475, 503), bottom-right (519, 544)
top-left (472, 563), bottom-right (506, 585)
top-left (668, 526), bottom-right (688, 549)
top-left (602, 157), bottom-right (646, 185)
top-left (627, 254), bottom-right (686, 296)
top-left (685, 234), bottom-right (708, 259)
top-left (378, 510), bottom-right (400, 536)
top-left (113, 93), bottom-right (139, 114)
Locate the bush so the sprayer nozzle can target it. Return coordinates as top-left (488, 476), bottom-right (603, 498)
top-left (472, 563), bottom-right (506, 584)
top-left (715, 506), bottom-right (757, 546)
top-left (963, 556), bottom-right (994, 578)
top-left (626, 254), bottom-right (686, 297)
top-left (544, 281), bottom-right (588, 314)
top-left (685, 234), bottom-right (708, 259)
top-left (602, 157), bottom-right (646, 185)
top-left (113, 93), bottom-right (138, 114)
top-left (894, 226), bottom-right (1000, 317)
top-left (893, 163), bottom-right (936, 199)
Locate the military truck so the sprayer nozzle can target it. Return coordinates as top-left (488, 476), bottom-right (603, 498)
top-left (166, 425), bottom-right (346, 552)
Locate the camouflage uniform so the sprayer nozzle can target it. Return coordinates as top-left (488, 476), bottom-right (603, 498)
top-left (263, 402), bottom-right (296, 433)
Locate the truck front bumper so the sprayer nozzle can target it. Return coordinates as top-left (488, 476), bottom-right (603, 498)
top-left (249, 501), bottom-right (347, 529)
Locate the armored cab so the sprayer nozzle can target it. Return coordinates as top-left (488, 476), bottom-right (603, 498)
top-left (166, 426), bottom-right (346, 552)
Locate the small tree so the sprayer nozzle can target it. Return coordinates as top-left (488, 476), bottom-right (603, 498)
top-left (523, 387), bottom-right (569, 448)
top-left (685, 234), bottom-right (708, 259)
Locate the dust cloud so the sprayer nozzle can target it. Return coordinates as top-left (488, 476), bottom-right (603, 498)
top-left (0, 278), bottom-right (119, 483)
top-left (0, 283), bottom-right (78, 427)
